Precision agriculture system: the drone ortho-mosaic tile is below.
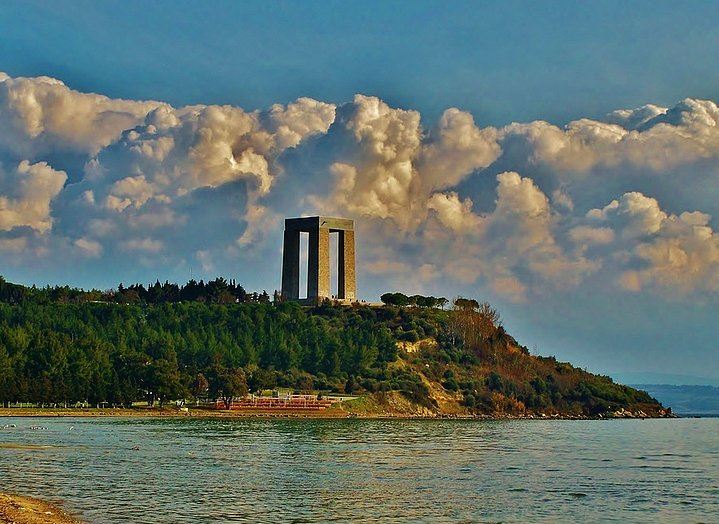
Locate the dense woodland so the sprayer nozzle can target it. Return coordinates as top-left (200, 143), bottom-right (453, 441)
top-left (0, 276), bottom-right (263, 305)
top-left (0, 277), bottom-right (661, 415)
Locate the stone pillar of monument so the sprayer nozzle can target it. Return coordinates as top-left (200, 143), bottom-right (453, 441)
top-left (307, 226), bottom-right (330, 300)
top-left (337, 229), bottom-right (356, 300)
top-left (281, 229), bottom-right (300, 300)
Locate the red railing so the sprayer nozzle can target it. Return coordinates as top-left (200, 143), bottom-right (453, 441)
top-left (209, 394), bottom-right (341, 411)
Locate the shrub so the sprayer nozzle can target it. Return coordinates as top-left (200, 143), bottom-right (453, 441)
top-left (443, 377), bottom-right (459, 391)
top-left (398, 330), bottom-right (420, 343)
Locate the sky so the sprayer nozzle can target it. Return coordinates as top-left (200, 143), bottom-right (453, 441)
top-left (0, 1), bottom-right (718, 384)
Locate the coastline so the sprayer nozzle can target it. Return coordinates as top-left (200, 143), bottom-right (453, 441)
top-left (0, 493), bottom-right (78, 524)
top-left (0, 406), bottom-right (672, 420)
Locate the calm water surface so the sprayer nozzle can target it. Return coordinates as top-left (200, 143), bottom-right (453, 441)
top-left (0, 417), bottom-right (717, 523)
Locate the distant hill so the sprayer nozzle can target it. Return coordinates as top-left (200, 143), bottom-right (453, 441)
top-left (615, 372), bottom-right (719, 387)
top-left (631, 384), bottom-right (719, 415)
top-left (0, 277), bottom-right (669, 418)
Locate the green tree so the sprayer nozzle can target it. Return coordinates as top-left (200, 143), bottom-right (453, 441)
top-left (192, 373), bottom-right (210, 399)
top-left (380, 292), bottom-right (410, 307)
top-left (208, 359), bottom-right (249, 408)
top-left (147, 355), bottom-right (184, 406)
top-left (0, 345), bottom-right (14, 407)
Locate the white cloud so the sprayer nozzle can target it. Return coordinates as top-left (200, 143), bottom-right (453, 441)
top-left (416, 107), bottom-right (500, 192)
top-left (398, 172), bottom-right (598, 302)
top-left (569, 225), bottom-right (614, 246)
top-left (499, 98), bottom-right (719, 174)
top-left (313, 95), bottom-right (499, 229)
top-left (589, 193), bottom-right (719, 294)
top-left (587, 192), bottom-right (667, 239)
top-left (427, 192), bottom-right (483, 233)
top-left (0, 160), bottom-right (66, 232)
top-left (0, 71), bottom-right (718, 304)
top-left (265, 97), bottom-right (338, 150)
top-left (74, 237), bottom-right (103, 257)
top-left (120, 237), bottom-right (164, 253)
top-left (604, 103), bottom-right (667, 130)
top-left (88, 99), bottom-right (335, 220)
top-left (0, 73), bottom-right (163, 158)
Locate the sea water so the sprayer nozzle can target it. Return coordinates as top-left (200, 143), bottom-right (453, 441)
top-left (0, 417), bottom-right (717, 523)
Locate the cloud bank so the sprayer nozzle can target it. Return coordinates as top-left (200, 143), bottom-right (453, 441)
top-left (1, 72), bottom-right (719, 306)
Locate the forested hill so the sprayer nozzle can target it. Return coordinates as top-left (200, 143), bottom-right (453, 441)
top-left (0, 277), bottom-right (668, 417)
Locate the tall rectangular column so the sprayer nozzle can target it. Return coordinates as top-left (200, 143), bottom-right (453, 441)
top-left (337, 229), bottom-right (356, 300)
top-left (281, 229), bottom-right (300, 300)
top-left (318, 226), bottom-right (330, 299)
top-left (307, 226), bottom-right (331, 301)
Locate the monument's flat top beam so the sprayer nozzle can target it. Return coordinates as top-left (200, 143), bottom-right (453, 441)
top-left (285, 216), bottom-right (354, 231)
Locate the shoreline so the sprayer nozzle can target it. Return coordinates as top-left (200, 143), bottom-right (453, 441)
top-left (0, 493), bottom-right (78, 524)
top-left (0, 407), bottom-right (673, 420)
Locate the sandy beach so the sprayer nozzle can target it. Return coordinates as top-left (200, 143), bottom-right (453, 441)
top-left (0, 493), bottom-right (77, 524)
top-left (0, 406), bottom-right (434, 419)
top-left (0, 406), bottom-right (668, 420)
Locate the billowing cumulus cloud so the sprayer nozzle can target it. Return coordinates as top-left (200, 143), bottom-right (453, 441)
top-left (89, 98), bottom-right (335, 211)
top-left (499, 98), bottom-right (719, 175)
top-left (586, 192), bottom-right (719, 294)
top-left (0, 160), bottom-right (66, 232)
top-left (0, 72), bottom-right (718, 308)
top-left (50, 89), bottom-right (336, 266)
top-left (427, 191), bottom-right (483, 233)
top-left (422, 172), bottom-right (597, 302)
top-left (587, 192), bottom-right (667, 239)
top-left (310, 95), bottom-right (499, 229)
top-left (0, 73), bottom-right (163, 160)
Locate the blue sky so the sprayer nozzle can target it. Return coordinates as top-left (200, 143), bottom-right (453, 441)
top-left (3, 1), bottom-right (718, 124)
top-left (0, 1), bottom-right (718, 384)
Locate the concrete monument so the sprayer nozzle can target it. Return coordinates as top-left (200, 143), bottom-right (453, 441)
top-left (281, 216), bottom-right (356, 303)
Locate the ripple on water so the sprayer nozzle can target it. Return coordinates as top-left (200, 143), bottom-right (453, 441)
top-left (0, 417), bottom-right (717, 523)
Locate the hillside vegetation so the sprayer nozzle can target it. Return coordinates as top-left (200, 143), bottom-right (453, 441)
top-left (0, 277), bottom-right (667, 417)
